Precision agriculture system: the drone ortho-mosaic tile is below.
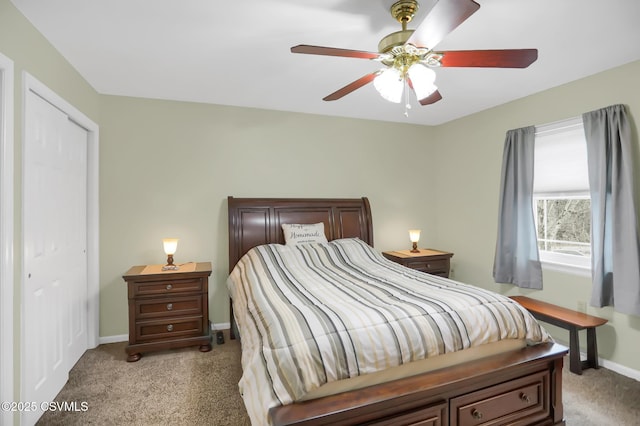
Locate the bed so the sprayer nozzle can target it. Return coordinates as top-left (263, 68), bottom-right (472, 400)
top-left (227, 196), bottom-right (567, 426)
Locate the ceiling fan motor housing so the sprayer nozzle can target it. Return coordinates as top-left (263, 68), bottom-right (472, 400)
top-left (379, 0), bottom-right (420, 53)
top-left (378, 30), bottom-right (414, 53)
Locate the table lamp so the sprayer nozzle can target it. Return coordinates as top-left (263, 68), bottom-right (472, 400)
top-left (409, 229), bottom-right (421, 253)
top-left (162, 238), bottom-right (179, 270)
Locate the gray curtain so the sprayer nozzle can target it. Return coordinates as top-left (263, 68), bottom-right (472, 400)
top-left (493, 126), bottom-right (543, 289)
top-left (583, 104), bottom-right (640, 316)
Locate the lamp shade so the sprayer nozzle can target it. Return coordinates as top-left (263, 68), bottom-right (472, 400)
top-left (162, 238), bottom-right (179, 255)
top-left (409, 229), bottom-right (421, 243)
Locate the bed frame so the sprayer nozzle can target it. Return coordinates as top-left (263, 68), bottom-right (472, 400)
top-left (227, 196), bottom-right (567, 426)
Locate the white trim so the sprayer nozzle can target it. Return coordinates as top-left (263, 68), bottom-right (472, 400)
top-left (99, 334), bottom-right (128, 345)
top-left (533, 194), bottom-right (592, 274)
top-left (0, 51), bottom-right (15, 426)
top-left (534, 116), bottom-right (583, 136)
top-left (101, 330), bottom-right (640, 381)
top-left (98, 322), bottom-right (232, 346)
top-left (540, 259), bottom-right (591, 277)
top-left (211, 322), bottom-right (231, 331)
top-left (600, 357), bottom-right (640, 382)
top-left (553, 338), bottom-right (640, 381)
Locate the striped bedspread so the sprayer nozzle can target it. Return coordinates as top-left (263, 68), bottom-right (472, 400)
top-left (227, 238), bottom-right (551, 424)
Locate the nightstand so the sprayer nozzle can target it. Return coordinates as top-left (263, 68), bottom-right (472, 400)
top-left (122, 262), bottom-right (212, 362)
top-left (382, 249), bottom-right (454, 277)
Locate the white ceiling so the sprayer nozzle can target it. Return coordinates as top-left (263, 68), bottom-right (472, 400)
top-left (10, 0), bottom-right (640, 126)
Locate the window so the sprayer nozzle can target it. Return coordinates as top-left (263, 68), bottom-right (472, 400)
top-left (533, 117), bottom-right (591, 272)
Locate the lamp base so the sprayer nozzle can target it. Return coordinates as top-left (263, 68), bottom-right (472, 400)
top-left (162, 264), bottom-right (179, 271)
top-left (410, 241), bottom-right (419, 253)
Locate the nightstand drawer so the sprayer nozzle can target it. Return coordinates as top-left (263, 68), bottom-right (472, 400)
top-left (135, 295), bottom-right (203, 319)
top-left (136, 316), bottom-right (203, 342)
top-left (133, 278), bottom-right (203, 297)
top-left (405, 259), bottom-right (448, 273)
top-left (383, 249), bottom-right (453, 278)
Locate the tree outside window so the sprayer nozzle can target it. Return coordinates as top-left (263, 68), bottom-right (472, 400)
top-left (535, 197), bottom-right (590, 258)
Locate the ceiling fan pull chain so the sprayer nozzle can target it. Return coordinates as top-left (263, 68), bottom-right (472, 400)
top-left (404, 79), bottom-right (411, 117)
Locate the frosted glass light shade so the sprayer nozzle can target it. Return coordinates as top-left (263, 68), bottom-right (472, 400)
top-left (407, 64), bottom-right (437, 100)
top-left (162, 238), bottom-right (179, 270)
top-left (409, 229), bottom-right (421, 253)
top-left (373, 68), bottom-right (403, 103)
top-left (163, 238), bottom-right (179, 255)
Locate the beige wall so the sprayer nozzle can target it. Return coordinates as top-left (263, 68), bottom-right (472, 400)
top-left (0, 1), bottom-right (100, 121)
top-left (84, 59), bottom-right (640, 373)
top-left (1, 0), bottom-right (100, 421)
top-left (3, 1), bottom-right (640, 417)
top-left (98, 96), bottom-right (437, 337)
top-left (432, 60), bottom-right (640, 372)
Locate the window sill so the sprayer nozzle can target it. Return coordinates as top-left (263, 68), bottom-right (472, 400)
top-left (540, 259), bottom-right (591, 277)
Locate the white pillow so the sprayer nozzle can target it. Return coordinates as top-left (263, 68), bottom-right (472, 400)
top-left (281, 223), bottom-right (328, 245)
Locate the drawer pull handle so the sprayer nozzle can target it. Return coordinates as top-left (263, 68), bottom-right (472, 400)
top-left (166, 284), bottom-right (173, 290)
top-left (167, 324), bottom-right (174, 332)
top-left (520, 392), bottom-right (531, 403)
top-left (471, 409), bottom-right (483, 420)
top-left (166, 303), bottom-right (173, 311)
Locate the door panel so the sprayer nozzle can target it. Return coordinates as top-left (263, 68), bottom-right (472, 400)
top-left (23, 90), bottom-right (89, 425)
top-left (64, 119), bottom-right (88, 368)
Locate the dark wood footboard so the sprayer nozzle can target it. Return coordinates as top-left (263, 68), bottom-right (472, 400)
top-left (270, 342), bottom-right (568, 426)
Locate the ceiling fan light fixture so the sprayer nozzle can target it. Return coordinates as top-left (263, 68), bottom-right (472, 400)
top-left (407, 64), bottom-right (437, 99)
top-left (373, 68), bottom-right (404, 103)
top-left (291, 0), bottom-right (536, 110)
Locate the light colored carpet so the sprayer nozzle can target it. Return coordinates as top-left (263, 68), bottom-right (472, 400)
top-left (562, 360), bottom-right (640, 425)
top-left (37, 330), bottom-right (250, 425)
top-left (37, 332), bottom-right (640, 425)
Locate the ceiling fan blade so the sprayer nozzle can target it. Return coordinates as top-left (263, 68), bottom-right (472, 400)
top-left (291, 45), bottom-right (380, 60)
top-left (323, 72), bottom-right (378, 101)
top-left (407, 0), bottom-right (480, 49)
top-left (418, 90), bottom-right (442, 106)
top-left (440, 49), bottom-right (538, 68)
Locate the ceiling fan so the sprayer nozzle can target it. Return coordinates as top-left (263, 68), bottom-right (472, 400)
top-left (291, 0), bottom-right (538, 108)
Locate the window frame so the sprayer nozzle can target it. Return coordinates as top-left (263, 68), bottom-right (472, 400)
top-left (533, 117), bottom-right (592, 276)
top-left (533, 195), bottom-right (591, 276)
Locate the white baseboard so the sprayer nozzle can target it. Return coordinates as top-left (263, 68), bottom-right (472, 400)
top-left (98, 322), bottom-right (231, 345)
top-left (99, 334), bottom-right (128, 344)
top-left (97, 331), bottom-right (639, 380)
top-left (210, 322), bottom-right (230, 331)
top-left (553, 337), bottom-right (640, 381)
top-left (600, 358), bottom-right (640, 381)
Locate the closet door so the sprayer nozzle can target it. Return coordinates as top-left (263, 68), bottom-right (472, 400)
top-left (22, 89), bottom-right (88, 425)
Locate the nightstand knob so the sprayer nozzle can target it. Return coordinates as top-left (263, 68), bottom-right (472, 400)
top-left (167, 324), bottom-right (174, 332)
top-left (471, 409), bottom-right (483, 420)
top-left (166, 284), bottom-right (173, 290)
top-left (166, 303), bottom-right (173, 311)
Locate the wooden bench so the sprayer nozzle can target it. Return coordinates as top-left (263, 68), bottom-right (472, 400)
top-left (510, 295), bottom-right (608, 375)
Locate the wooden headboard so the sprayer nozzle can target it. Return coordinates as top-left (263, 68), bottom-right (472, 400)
top-left (227, 196), bottom-right (374, 271)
